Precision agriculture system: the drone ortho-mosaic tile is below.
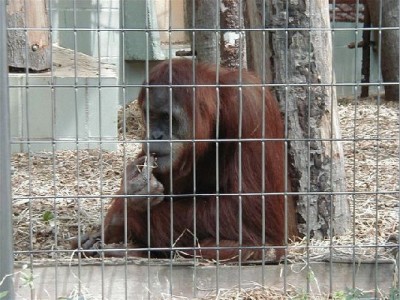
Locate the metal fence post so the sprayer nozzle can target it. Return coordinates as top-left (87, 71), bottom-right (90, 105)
top-left (0, 0), bottom-right (15, 298)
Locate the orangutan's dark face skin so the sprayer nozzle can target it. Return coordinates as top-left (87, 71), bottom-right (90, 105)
top-left (141, 87), bottom-right (191, 175)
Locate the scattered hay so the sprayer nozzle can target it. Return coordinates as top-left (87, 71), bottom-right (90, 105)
top-left (338, 96), bottom-right (399, 258)
top-left (197, 283), bottom-right (299, 300)
top-left (10, 96), bottom-right (400, 297)
top-left (118, 100), bottom-right (145, 139)
top-left (12, 100), bottom-right (143, 261)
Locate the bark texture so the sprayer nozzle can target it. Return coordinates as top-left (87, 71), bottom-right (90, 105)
top-left (244, 0), bottom-right (273, 83)
top-left (367, 0), bottom-right (399, 101)
top-left (6, 0), bottom-right (50, 71)
top-left (186, 0), bottom-right (219, 64)
top-left (265, 0), bottom-right (350, 239)
top-left (220, 0), bottom-right (245, 68)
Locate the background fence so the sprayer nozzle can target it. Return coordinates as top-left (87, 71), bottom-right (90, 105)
top-left (0, 0), bottom-right (399, 299)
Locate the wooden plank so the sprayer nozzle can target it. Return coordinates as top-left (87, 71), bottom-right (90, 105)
top-left (329, 0), bottom-right (364, 3)
top-left (244, 0), bottom-right (273, 83)
top-left (6, 0), bottom-right (50, 71)
top-left (13, 261), bottom-right (395, 299)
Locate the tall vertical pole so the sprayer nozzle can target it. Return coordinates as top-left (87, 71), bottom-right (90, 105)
top-left (0, 0), bottom-right (15, 298)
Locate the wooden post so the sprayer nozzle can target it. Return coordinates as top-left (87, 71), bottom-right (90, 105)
top-left (367, 0), bottom-right (399, 101)
top-left (0, 0), bottom-right (14, 297)
top-left (361, 2), bottom-right (371, 98)
top-left (185, 0), bottom-right (219, 64)
top-left (6, 0), bottom-right (50, 71)
top-left (244, 0), bottom-right (273, 83)
top-left (220, 0), bottom-right (244, 69)
top-left (264, 0), bottom-right (350, 238)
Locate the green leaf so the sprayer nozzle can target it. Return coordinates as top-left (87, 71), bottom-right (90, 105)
top-left (43, 211), bottom-right (54, 222)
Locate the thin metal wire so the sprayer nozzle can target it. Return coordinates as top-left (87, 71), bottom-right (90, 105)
top-left (21, 1), bottom-right (36, 298)
top-left (167, 1), bottom-right (175, 297)
top-left (12, 189), bottom-right (398, 201)
top-left (10, 135), bottom-right (399, 144)
top-left (331, 0), bottom-right (338, 295)
top-left (15, 241), bottom-right (390, 255)
top-left (116, 7), bottom-right (130, 294)
top-left (212, 1), bottom-right (222, 291)
top-left (9, 80), bottom-right (400, 89)
top-left (215, 71), bottom-right (221, 295)
top-left (260, 0), bottom-right (267, 285)
top-left (0, 0), bottom-right (14, 297)
top-left (191, 0), bottom-right (199, 295)
top-left (238, 0), bottom-right (245, 287)
top-left (283, 0), bottom-right (291, 294)
top-left (329, 0), bottom-right (343, 293)
top-left (111, 8), bottom-right (127, 296)
top-left (47, 0), bottom-right (60, 297)
top-left (374, 1), bottom-right (384, 297)
top-left (71, 0), bottom-right (85, 295)
top-left (143, 1), bottom-right (152, 298)
top-left (397, 0), bottom-right (400, 289)
top-left (9, 26), bottom-right (400, 32)
top-left (349, 0), bottom-right (359, 292)
top-left (122, 0), bottom-right (129, 297)
top-left (95, 1), bottom-right (105, 299)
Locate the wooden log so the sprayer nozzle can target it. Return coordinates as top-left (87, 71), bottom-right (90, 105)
top-left (329, 0), bottom-right (364, 4)
top-left (367, 0), bottom-right (399, 101)
top-left (185, 0), bottom-right (219, 64)
top-left (220, 0), bottom-right (244, 69)
top-left (361, 1), bottom-right (371, 98)
top-left (6, 0), bottom-right (50, 71)
top-left (244, 0), bottom-right (273, 83)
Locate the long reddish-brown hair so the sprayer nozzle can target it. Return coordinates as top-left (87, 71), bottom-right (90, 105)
top-left (137, 59), bottom-right (297, 247)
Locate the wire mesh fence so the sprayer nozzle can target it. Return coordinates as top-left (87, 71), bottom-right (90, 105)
top-left (0, 0), bottom-right (399, 299)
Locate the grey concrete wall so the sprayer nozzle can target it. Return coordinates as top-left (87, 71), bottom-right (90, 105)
top-left (9, 46), bottom-right (118, 153)
top-left (333, 22), bottom-right (380, 97)
top-left (51, 0), bottom-right (120, 65)
top-left (13, 261), bottom-right (395, 299)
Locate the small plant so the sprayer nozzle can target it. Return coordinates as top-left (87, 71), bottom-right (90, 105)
top-left (340, 288), bottom-right (365, 299)
top-left (293, 292), bottom-right (309, 300)
top-left (389, 287), bottom-right (400, 300)
top-left (332, 290), bottom-right (346, 300)
top-left (42, 211), bottom-right (55, 222)
top-left (0, 265), bottom-right (35, 299)
top-left (20, 270), bottom-right (35, 289)
top-left (331, 288), bottom-right (369, 300)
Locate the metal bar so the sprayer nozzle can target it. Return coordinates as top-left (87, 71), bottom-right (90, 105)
top-left (47, 0), bottom-right (60, 298)
top-left (374, 1), bottom-right (384, 298)
top-left (397, 0), bottom-right (400, 289)
top-left (167, 2), bottom-right (174, 297)
top-left (283, 0), bottom-right (291, 293)
top-left (8, 81), bottom-right (400, 88)
top-left (10, 189), bottom-right (400, 201)
top-left (214, 0), bottom-right (221, 292)
top-left (8, 26), bottom-right (400, 33)
top-left (261, 0), bottom-right (267, 285)
top-left (95, 1), bottom-right (106, 299)
top-left (189, 0), bottom-right (198, 296)
top-left (0, 0), bottom-right (15, 298)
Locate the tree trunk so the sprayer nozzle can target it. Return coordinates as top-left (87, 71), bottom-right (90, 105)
top-left (367, 0), bottom-right (399, 101)
top-left (220, 0), bottom-right (245, 68)
top-left (265, 0), bottom-right (350, 239)
top-left (6, 0), bottom-right (50, 71)
top-left (361, 1), bottom-right (371, 98)
top-left (244, 0), bottom-right (273, 83)
top-left (186, 0), bottom-right (219, 64)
